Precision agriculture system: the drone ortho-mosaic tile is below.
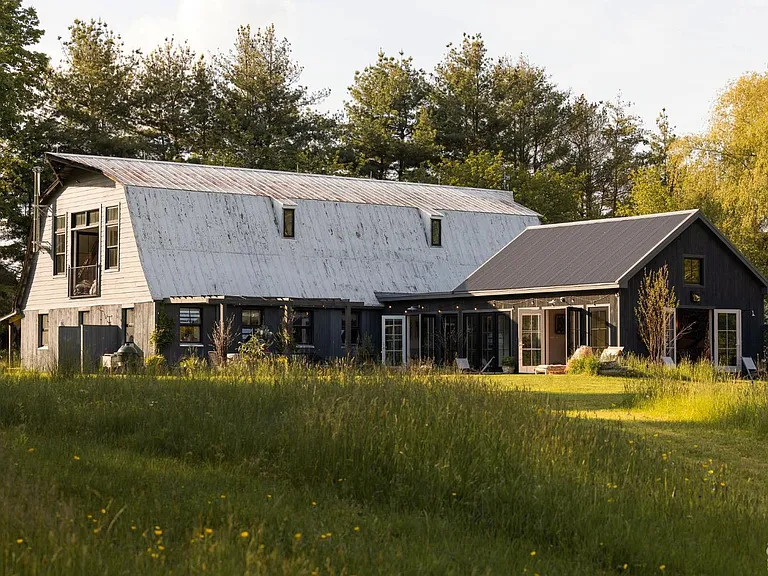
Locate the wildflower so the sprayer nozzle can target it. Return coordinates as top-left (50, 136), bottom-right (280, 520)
top-left (27, 447), bottom-right (35, 452)
top-left (16, 538), bottom-right (23, 545)
top-left (267, 494), bottom-right (272, 499)
top-left (708, 469), bottom-right (714, 475)
top-left (240, 531), bottom-right (249, 538)
top-left (720, 481), bottom-right (726, 487)
top-left (530, 550), bottom-right (536, 556)
top-left (354, 526), bottom-right (360, 532)
top-left (311, 501), bottom-right (317, 507)
top-left (220, 494), bottom-right (226, 499)
top-left (131, 525), bottom-right (136, 531)
top-left (154, 529), bottom-right (163, 536)
top-left (204, 528), bottom-right (213, 535)
top-left (451, 492), bottom-right (457, 497)
top-left (158, 545), bottom-right (165, 551)
top-left (93, 528), bottom-right (99, 534)
top-left (623, 564), bottom-right (628, 570)
top-left (294, 532), bottom-right (302, 540)
top-left (73, 455), bottom-right (80, 461)
top-left (100, 508), bottom-right (106, 514)
top-left (660, 565), bottom-right (666, 572)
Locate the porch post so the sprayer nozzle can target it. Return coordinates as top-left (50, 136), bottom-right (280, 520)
top-left (344, 303), bottom-right (352, 354)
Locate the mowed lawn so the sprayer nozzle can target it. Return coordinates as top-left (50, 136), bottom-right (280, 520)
top-left (1, 367), bottom-right (767, 575)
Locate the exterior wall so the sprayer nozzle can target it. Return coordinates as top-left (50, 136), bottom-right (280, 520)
top-left (624, 220), bottom-right (767, 359)
top-left (385, 290), bottom-right (619, 370)
top-left (20, 301), bottom-right (155, 370)
top-left (23, 169), bottom-right (153, 312)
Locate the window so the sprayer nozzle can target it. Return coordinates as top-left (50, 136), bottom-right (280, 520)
top-left (292, 310), bottom-right (312, 345)
top-left (684, 257), bottom-right (703, 285)
top-left (54, 215), bottom-right (66, 275)
top-left (430, 218), bottom-right (442, 246)
top-left (72, 209), bottom-right (99, 229)
top-left (241, 308), bottom-right (263, 342)
top-left (78, 311), bottom-right (89, 325)
top-left (122, 308), bottom-right (134, 343)
top-left (342, 311), bottom-right (360, 347)
top-left (179, 307), bottom-right (202, 344)
top-left (283, 208), bottom-right (295, 238)
top-left (38, 314), bottom-right (49, 348)
top-left (589, 307), bottom-right (609, 355)
top-left (105, 206), bottom-right (119, 270)
top-left (716, 311), bottom-right (739, 369)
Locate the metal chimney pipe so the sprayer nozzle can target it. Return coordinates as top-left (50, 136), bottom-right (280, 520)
top-left (32, 166), bottom-right (42, 252)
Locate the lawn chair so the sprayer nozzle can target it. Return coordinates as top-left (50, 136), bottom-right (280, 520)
top-left (480, 357), bottom-right (495, 374)
top-left (743, 357), bottom-right (757, 382)
top-left (455, 358), bottom-right (475, 373)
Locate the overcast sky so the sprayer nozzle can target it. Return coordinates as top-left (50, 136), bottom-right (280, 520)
top-left (29, 0), bottom-right (768, 136)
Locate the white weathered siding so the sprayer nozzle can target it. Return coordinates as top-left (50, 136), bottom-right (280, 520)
top-left (127, 187), bottom-right (539, 306)
top-left (24, 171), bottom-right (153, 311)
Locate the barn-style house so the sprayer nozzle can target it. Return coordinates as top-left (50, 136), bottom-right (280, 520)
top-left (3, 154), bottom-right (766, 373)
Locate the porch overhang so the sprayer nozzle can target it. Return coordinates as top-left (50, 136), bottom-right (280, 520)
top-left (377, 283), bottom-right (621, 302)
top-left (166, 296), bottom-right (369, 308)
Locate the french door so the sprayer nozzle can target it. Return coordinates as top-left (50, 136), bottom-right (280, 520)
top-left (381, 315), bottom-right (406, 366)
top-left (714, 310), bottom-right (741, 372)
top-left (518, 310), bottom-right (543, 373)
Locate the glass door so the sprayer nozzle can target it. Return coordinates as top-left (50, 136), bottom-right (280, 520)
top-left (566, 307), bottom-right (584, 357)
top-left (714, 310), bottom-right (740, 372)
top-left (518, 310), bottom-right (543, 374)
top-left (463, 314), bottom-right (479, 369)
top-left (480, 313), bottom-right (495, 369)
top-left (381, 316), bottom-right (406, 366)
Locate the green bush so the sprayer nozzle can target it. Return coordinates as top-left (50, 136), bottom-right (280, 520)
top-left (567, 355), bottom-right (600, 375)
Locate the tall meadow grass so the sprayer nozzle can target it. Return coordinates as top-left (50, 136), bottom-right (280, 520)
top-left (1, 365), bottom-right (767, 573)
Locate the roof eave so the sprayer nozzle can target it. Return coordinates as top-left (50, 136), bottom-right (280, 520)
top-left (457, 283), bottom-right (621, 297)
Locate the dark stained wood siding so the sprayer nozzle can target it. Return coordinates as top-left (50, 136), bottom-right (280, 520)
top-left (624, 219), bottom-right (766, 358)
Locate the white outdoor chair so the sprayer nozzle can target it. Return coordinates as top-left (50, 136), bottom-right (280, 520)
top-left (743, 357), bottom-right (757, 382)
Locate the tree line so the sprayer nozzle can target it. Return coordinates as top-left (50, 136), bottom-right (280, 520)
top-left (1, 0), bottom-right (767, 315)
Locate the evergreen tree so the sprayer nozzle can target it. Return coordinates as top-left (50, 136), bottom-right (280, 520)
top-left (48, 19), bottom-right (139, 156)
top-left (218, 24), bottom-right (328, 170)
top-left (345, 51), bottom-right (433, 180)
top-left (431, 34), bottom-right (496, 159)
top-left (187, 55), bottom-right (222, 163)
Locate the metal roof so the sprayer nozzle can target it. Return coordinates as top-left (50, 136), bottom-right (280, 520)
top-left (456, 210), bottom-right (700, 293)
top-left (126, 186), bottom-right (539, 306)
top-left (46, 153), bottom-right (539, 216)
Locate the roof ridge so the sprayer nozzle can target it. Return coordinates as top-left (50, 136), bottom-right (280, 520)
top-left (47, 152), bottom-right (524, 198)
top-left (527, 209), bottom-right (699, 229)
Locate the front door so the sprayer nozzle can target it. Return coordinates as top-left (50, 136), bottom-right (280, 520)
top-left (382, 315), bottom-right (406, 366)
top-left (714, 309), bottom-right (741, 372)
top-left (518, 310), bottom-right (543, 374)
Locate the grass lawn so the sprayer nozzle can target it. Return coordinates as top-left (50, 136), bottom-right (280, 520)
top-left (1, 367), bottom-right (767, 574)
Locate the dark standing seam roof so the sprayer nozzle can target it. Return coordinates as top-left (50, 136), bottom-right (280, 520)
top-left (456, 211), bottom-right (698, 292)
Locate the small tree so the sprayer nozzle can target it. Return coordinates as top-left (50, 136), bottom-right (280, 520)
top-left (635, 264), bottom-right (678, 363)
top-left (210, 314), bottom-right (235, 367)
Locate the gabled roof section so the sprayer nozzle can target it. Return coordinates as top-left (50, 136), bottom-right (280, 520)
top-left (455, 209), bottom-right (768, 294)
top-left (45, 153), bottom-right (539, 216)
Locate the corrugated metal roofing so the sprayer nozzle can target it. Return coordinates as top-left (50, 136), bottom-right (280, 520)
top-left (456, 210), bottom-right (699, 292)
top-left (126, 187), bottom-right (539, 306)
top-left (47, 153), bottom-right (538, 216)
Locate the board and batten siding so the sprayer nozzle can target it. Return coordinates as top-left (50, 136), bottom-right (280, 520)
top-left (24, 170), bottom-right (152, 310)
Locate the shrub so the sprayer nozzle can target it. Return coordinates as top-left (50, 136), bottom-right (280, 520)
top-left (150, 305), bottom-right (174, 354)
top-left (144, 354), bottom-right (167, 375)
top-left (239, 326), bottom-right (273, 365)
top-left (567, 355), bottom-right (600, 375)
top-left (501, 355), bottom-right (515, 367)
top-left (179, 352), bottom-right (208, 377)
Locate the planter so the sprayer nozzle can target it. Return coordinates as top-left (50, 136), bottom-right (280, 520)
top-left (502, 366), bottom-right (514, 374)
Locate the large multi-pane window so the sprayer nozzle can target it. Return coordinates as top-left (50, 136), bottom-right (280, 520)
top-left (38, 314), bottom-right (49, 348)
top-left (241, 308), bottom-right (263, 342)
top-left (589, 307), bottom-right (609, 355)
top-left (292, 310), bottom-right (313, 345)
top-left (123, 308), bottom-right (135, 343)
top-left (421, 315), bottom-right (436, 360)
top-left (716, 312), bottom-right (738, 368)
top-left (105, 206), bottom-right (119, 269)
top-left (54, 215), bottom-right (66, 275)
top-left (179, 307), bottom-right (202, 344)
top-left (684, 257), bottom-right (703, 285)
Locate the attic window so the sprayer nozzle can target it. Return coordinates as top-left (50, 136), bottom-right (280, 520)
top-left (430, 218), bottom-right (442, 247)
top-left (283, 208), bottom-right (295, 238)
top-left (683, 257), bottom-right (703, 285)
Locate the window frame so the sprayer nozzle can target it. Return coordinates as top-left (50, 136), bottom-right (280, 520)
top-left (430, 218), bottom-right (442, 247)
top-left (72, 209), bottom-right (100, 230)
top-left (53, 214), bottom-right (66, 276)
top-left (241, 308), bottom-right (263, 342)
top-left (283, 208), bottom-right (295, 238)
top-left (105, 205), bottom-right (119, 271)
top-left (38, 313), bottom-right (49, 348)
top-left (78, 310), bottom-right (89, 326)
top-left (587, 305), bottom-right (610, 354)
top-left (342, 310), bottom-right (360, 348)
top-left (122, 308), bottom-right (135, 343)
top-left (292, 309), bottom-right (313, 346)
top-left (683, 256), bottom-right (704, 286)
top-left (179, 307), bottom-right (203, 346)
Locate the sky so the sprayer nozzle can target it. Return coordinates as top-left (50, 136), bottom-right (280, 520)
top-left (29, 0), bottom-right (768, 136)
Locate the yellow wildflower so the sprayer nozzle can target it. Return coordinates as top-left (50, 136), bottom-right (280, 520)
top-left (73, 455), bottom-right (80, 461)
top-left (154, 529), bottom-right (163, 536)
top-left (16, 538), bottom-right (23, 545)
top-left (204, 528), bottom-right (213, 535)
top-left (530, 550), bottom-right (536, 556)
top-left (240, 531), bottom-right (249, 538)
top-left (660, 565), bottom-right (666, 572)
top-left (294, 532), bottom-right (302, 540)
top-left (354, 526), bottom-right (360, 532)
